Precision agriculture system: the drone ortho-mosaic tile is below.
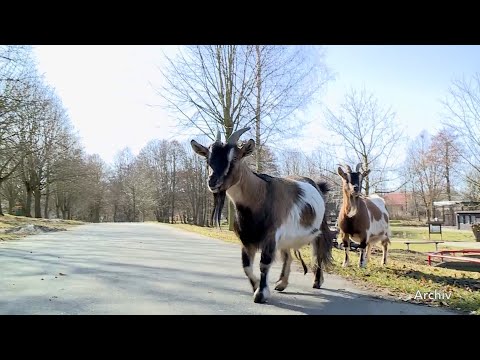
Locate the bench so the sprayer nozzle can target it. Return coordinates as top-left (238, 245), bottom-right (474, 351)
top-left (403, 241), bottom-right (444, 251)
top-left (427, 249), bottom-right (480, 266)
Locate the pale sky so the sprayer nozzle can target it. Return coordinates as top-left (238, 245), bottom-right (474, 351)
top-left (33, 45), bottom-right (480, 166)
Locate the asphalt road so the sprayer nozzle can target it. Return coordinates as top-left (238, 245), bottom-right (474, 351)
top-left (0, 223), bottom-right (458, 315)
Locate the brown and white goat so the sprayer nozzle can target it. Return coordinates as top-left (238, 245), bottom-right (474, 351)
top-left (337, 163), bottom-right (391, 268)
top-left (191, 127), bottom-right (334, 304)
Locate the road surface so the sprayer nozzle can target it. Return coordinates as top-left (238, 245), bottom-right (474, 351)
top-left (0, 223), bottom-right (458, 315)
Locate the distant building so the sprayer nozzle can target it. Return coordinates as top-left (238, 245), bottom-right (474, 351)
top-left (456, 210), bottom-right (480, 230)
top-left (382, 192), bottom-right (409, 218)
top-left (433, 200), bottom-right (480, 227)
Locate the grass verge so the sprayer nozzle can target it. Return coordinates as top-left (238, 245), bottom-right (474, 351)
top-left (167, 223), bottom-right (480, 315)
top-left (390, 226), bottom-right (475, 242)
top-left (0, 214), bottom-right (84, 241)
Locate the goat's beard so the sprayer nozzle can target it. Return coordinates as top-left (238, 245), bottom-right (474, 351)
top-left (211, 191), bottom-right (227, 228)
top-left (347, 195), bottom-right (358, 217)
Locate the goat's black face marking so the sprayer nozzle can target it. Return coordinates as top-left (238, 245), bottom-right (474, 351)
top-left (337, 165), bottom-right (370, 198)
top-left (207, 143), bottom-right (235, 192)
top-left (348, 172), bottom-right (363, 197)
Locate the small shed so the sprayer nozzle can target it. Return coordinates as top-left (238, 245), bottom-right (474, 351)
top-left (433, 200), bottom-right (463, 226)
top-left (456, 210), bottom-right (480, 230)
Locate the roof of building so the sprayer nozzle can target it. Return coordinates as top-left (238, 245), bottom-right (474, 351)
top-left (433, 200), bottom-right (462, 206)
top-left (382, 193), bottom-right (407, 206)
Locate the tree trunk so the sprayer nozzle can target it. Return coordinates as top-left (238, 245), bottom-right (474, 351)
top-left (171, 159), bottom-right (176, 224)
top-left (255, 44), bottom-right (262, 173)
top-left (34, 186), bottom-right (42, 218)
top-left (225, 127), bottom-right (235, 231)
top-left (445, 143), bottom-right (451, 201)
top-left (44, 184), bottom-right (50, 219)
top-left (412, 186), bottom-right (420, 221)
top-left (93, 205), bottom-right (100, 223)
top-left (0, 180), bottom-right (4, 215)
top-left (363, 156), bottom-right (370, 195)
top-left (198, 195), bottom-right (203, 226)
top-left (132, 187), bottom-right (136, 222)
top-left (25, 186), bottom-right (33, 217)
top-left (8, 196), bottom-right (15, 215)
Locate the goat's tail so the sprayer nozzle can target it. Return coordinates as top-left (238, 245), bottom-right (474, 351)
top-left (317, 216), bottom-right (335, 271)
top-left (294, 250), bottom-right (308, 275)
top-left (316, 181), bottom-right (330, 196)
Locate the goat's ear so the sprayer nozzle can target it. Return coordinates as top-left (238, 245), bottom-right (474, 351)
top-left (239, 139), bottom-right (255, 158)
top-left (191, 140), bottom-right (209, 158)
top-left (362, 169), bottom-right (371, 178)
top-left (337, 166), bottom-right (348, 180)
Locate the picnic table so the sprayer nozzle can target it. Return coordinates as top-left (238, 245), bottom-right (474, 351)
top-left (426, 249), bottom-right (480, 266)
top-left (402, 241), bottom-right (444, 251)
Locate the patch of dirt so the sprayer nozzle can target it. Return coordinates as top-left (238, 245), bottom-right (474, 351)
top-left (3, 224), bottom-right (67, 235)
top-left (389, 249), bottom-right (429, 263)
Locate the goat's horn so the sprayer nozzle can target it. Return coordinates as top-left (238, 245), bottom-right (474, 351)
top-left (227, 127), bottom-right (250, 145)
top-left (216, 130), bottom-right (221, 142)
top-left (356, 163), bottom-right (362, 172)
top-left (344, 164), bottom-right (352, 173)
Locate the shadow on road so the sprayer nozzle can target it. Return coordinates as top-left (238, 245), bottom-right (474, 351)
top-left (0, 224), bottom-right (460, 315)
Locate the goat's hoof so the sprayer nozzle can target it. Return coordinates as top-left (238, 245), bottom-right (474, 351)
top-left (253, 288), bottom-right (270, 304)
top-left (250, 279), bottom-right (260, 293)
top-left (312, 279), bottom-right (324, 289)
top-left (274, 281), bottom-right (288, 292)
top-left (342, 261), bottom-right (349, 268)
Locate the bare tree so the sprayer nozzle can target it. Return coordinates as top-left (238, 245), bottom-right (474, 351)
top-left (136, 139), bottom-right (172, 223)
top-left (278, 149), bottom-right (308, 177)
top-left (0, 46), bottom-right (37, 215)
top-left (0, 46), bottom-right (36, 122)
top-left (111, 147), bottom-right (141, 222)
top-left (441, 73), bottom-right (480, 187)
top-left (250, 45), bottom-right (332, 172)
top-left (324, 87), bottom-right (405, 195)
top-left (156, 45), bottom-right (332, 229)
top-left (406, 131), bottom-right (446, 220)
top-left (156, 45), bottom-right (261, 230)
top-left (156, 45), bottom-right (257, 140)
top-left (60, 153), bottom-right (109, 222)
top-left (179, 141), bottom-right (211, 226)
top-left (430, 128), bottom-right (461, 201)
top-left (463, 169), bottom-right (480, 202)
top-left (244, 145), bottom-right (280, 176)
